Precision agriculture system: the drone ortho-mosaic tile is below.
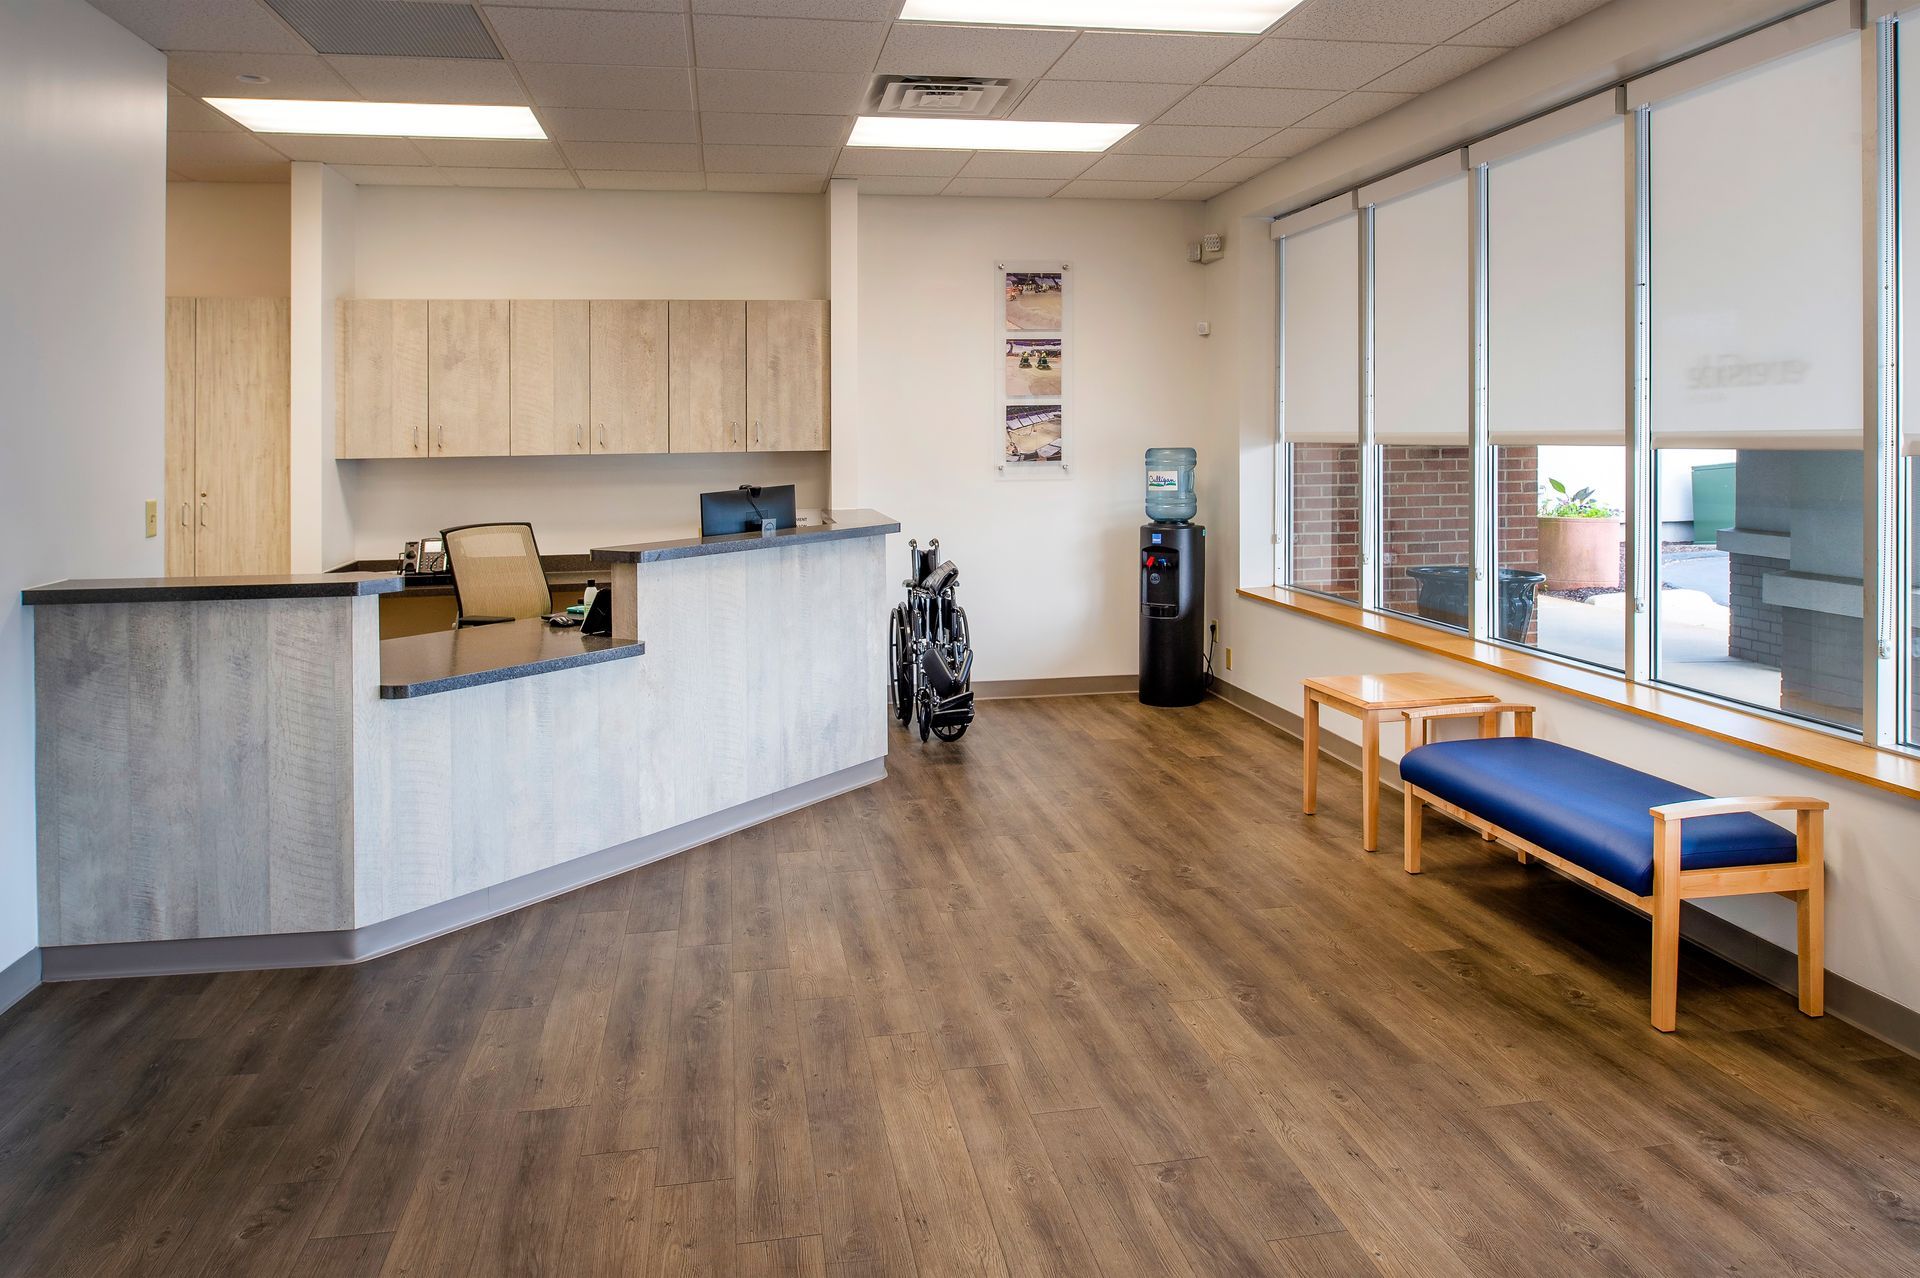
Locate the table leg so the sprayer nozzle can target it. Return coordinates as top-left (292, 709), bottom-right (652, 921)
top-left (1302, 692), bottom-right (1320, 815)
top-left (1362, 712), bottom-right (1381, 852)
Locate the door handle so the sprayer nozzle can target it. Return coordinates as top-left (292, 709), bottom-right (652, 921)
top-left (179, 502), bottom-right (190, 527)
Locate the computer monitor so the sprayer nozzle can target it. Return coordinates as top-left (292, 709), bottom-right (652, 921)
top-left (699, 484), bottom-right (798, 536)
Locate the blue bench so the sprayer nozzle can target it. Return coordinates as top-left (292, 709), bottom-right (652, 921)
top-left (1396, 703), bottom-right (1826, 1032)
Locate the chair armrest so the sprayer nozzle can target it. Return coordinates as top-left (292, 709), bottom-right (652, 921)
top-left (1649, 796), bottom-right (1829, 822)
top-left (454, 615), bottom-right (514, 628)
top-left (1402, 703), bottom-right (1536, 745)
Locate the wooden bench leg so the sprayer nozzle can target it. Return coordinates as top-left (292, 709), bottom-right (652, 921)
top-left (1301, 692), bottom-right (1319, 816)
top-left (1797, 810), bottom-right (1825, 1018)
top-left (1404, 786), bottom-right (1423, 875)
top-left (1650, 817), bottom-right (1681, 1032)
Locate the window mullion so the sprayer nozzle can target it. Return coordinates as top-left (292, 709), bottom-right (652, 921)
top-left (1470, 163), bottom-right (1493, 642)
top-left (1626, 106), bottom-right (1655, 684)
top-left (1867, 18), bottom-right (1901, 746)
top-left (1360, 205), bottom-right (1381, 610)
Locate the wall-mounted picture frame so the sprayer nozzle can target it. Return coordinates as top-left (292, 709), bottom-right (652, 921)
top-left (998, 261), bottom-right (1069, 477)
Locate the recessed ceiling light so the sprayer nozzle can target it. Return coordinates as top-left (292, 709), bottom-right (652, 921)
top-left (848, 116), bottom-right (1134, 152)
top-left (203, 98), bottom-right (546, 140)
top-left (896, 0), bottom-right (1305, 35)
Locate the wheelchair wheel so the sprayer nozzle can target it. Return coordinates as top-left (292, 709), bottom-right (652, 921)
top-left (932, 721), bottom-right (968, 742)
top-left (917, 695), bottom-right (932, 743)
top-left (889, 606), bottom-right (913, 725)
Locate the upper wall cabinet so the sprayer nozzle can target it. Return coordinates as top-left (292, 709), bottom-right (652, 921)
top-left (340, 299), bottom-right (428, 459)
top-left (510, 300), bottom-right (590, 456)
top-left (747, 300), bottom-right (829, 452)
top-left (428, 300), bottom-right (510, 457)
top-left (670, 300), bottom-right (747, 454)
top-left (590, 300), bottom-right (669, 455)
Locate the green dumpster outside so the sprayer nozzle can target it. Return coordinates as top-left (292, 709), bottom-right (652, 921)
top-left (1691, 461), bottom-right (1736, 545)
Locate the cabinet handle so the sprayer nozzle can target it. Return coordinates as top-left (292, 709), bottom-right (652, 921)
top-left (752, 420), bottom-right (761, 448)
top-left (576, 424), bottom-right (584, 450)
top-left (597, 424), bottom-right (607, 450)
top-left (179, 502), bottom-right (190, 527)
top-left (436, 425), bottom-right (445, 453)
top-left (198, 500), bottom-right (208, 528)
top-left (412, 424), bottom-right (420, 452)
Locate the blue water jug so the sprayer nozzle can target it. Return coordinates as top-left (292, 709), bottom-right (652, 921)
top-left (1144, 447), bottom-right (1197, 523)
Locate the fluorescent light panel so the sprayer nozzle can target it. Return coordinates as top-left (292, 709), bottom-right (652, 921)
top-left (204, 98), bottom-right (546, 140)
top-left (848, 116), bottom-right (1133, 152)
top-left (896, 0), bottom-right (1304, 35)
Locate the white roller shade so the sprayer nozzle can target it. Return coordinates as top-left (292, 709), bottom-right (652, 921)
top-left (1902, 16), bottom-right (1920, 455)
top-left (1487, 116), bottom-right (1629, 446)
top-left (1280, 213), bottom-right (1360, 445)
top-left (1372, 173), bottom-right (1469, 445)
top-left (1649, 33), bottom-right (1865, 451)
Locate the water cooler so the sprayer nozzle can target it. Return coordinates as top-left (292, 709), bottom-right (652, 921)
top-left (1139, 448), bottom-right (1206, 707)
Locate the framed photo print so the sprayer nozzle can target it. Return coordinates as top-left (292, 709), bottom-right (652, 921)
top-left (998, 262), bottom-right (1069, 475)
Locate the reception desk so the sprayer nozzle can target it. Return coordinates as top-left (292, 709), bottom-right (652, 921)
top-left (24, 510), bottom-right (896, 977)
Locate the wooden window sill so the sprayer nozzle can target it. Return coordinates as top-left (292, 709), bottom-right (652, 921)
top-left (1237, 585), bottom-right (1920, 803)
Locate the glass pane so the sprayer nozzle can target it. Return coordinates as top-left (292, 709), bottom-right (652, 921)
top-left (1908, 459), bottom-right (1919, 747)
top-left (1654, 448), bottom-right (1864, 730)
top-left (1496, 445), bottom-right (1625, 668)
top-left (1381, 444), bottom-right (1472, 629)
top-left (1288, 443), bottom-right (1361, 602)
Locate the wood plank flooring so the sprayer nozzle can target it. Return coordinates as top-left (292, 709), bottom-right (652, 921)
top-left (3, 694), bottom-right (1919, 1276)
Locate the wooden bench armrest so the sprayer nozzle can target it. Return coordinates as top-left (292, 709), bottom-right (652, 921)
top-left (1648, 796), bottom-right (1830, 822)
top-left (1402, 703), bottom-right (1536, 745)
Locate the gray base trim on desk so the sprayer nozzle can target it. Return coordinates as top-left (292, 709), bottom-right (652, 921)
top-left (1207, 679), bottom-right (1920, 1058)
top-left (976, 675), bottom-right (1138, 700)
top-left (41, 757), bottom-right (886, 983)
top-left (0, 947), bottom-right (42, 1019)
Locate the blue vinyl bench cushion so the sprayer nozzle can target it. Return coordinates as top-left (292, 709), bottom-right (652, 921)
top-left (1399, 737), bottom-right (1797, 897)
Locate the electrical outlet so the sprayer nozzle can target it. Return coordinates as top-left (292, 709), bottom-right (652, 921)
top-left (144, 499), bottom-right (158, 538)
top-left (1225, 647), bottom-right (1233, 671)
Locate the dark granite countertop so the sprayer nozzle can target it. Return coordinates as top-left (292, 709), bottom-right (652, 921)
top-left (331, 555), bottom-right (608, 598)
top-left (591, 509), bottom-right (899, 565)
top-left (379, 618), bottom-right (645, 700)
top-left (23, 573), bottom-right (408, 605)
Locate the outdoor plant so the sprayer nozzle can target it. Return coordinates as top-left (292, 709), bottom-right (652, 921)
top-left (1539, 478), bottom-right (1617, 519)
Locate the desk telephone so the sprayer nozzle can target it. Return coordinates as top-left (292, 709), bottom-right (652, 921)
top-left (399, 536), bottom-right (448, 576)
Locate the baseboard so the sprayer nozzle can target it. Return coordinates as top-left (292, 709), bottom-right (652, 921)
top-left (1207, 679), bottom-right (1920, 1057)
top-left (0, 947), bottom-right (41, 1019)
top-left (976, 674), bottom-right (1138, 700)
top-left (41, 756), bottom-right (886, 983)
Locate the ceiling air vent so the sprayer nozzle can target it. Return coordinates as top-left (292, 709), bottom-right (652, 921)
top-left (873, 77), bottom-right (1012, 117)
top-left (263, 0), bottom-right (502, 59)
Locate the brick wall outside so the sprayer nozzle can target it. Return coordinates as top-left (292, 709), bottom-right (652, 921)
top-left (1727, 550), bottom-right (1786, 668)
top-left (1780, 606), bottom-right (1863, 729)
top-left (1495, 446), bottom-right (1541, 576)
top-left (1381, 445), bottom-right (1473, 615)
top-left (1288, 443), bottom-right (1361, 600)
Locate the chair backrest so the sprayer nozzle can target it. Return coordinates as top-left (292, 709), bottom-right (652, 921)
top-left (442, 523), bottom-right (551, 622)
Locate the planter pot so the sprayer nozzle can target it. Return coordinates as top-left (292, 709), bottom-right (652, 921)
top-left (1404, 565), bottom-right (1546, 642)
top-left (1537, 516), bottom-right (1623, 591)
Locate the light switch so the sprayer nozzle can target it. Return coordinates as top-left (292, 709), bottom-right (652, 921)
top-left (144, 499), bottom-right (158, 538)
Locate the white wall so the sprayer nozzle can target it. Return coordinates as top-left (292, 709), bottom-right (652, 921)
top-left (166, 181), bottom-right (288, 297)
top-left (850, 195), bottom-right (1208, 683)
top-left (0, 0), bottom-right (166, 980)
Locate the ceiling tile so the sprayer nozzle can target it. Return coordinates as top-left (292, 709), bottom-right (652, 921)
top-left (166, 52), bottom-right (356, 99)
top-left (1197, 156), bottom-right (1277, 183)
top-left (1055, 179), bottom-right (1181, 199)
top-left (1010, 80), bottom-right (1189, 125)
top-left (1293, 90), bottom-right (1414, 129)
top-left (325, 57), bottom-right (527, 105)
top-left (944, 177), bottom-right (1068, 198)
top-left (1047, 33), bottom-right (1253, 85)
top-left (1240, 125), bottom-right (1339, 157)
top-left (875, 23), bottom-right (1077, 81)
top-left (699, 112), bottom-right (850, 146)
top-left (475, 0), bottom-right (683, 9)
top-left (536, 108), bottom-right (698, 143)
top-left (693, 16), bottom-right (886, 73)
top-left (1167, 180), bottom-right (1237, 200)
top-left (441, 167), bottom-right (581, 188)
top-left (334, 165), bottom-right (454, 186)
top-left (168, 130), bottom-right (287, 167)
top-left (956, 151), bottom-right (1097, 179)
top-left (519, 63), bottom-right (695, 111)
top-left (579, 170), bottom-right (708, 190)
top-left (1449, 0), bottom-right (1612, 48)
top-left (833, 148), bottom-right (969, 177)
top-left (1079, 153), bottom-right (1215, 182)
top-left (1210, 38), bottom-right (1419, 90)
top-left (86, 0), bottom-right (312, 54)
top-left (1157, 86), bottom-right (1340, 128)
top-left (706, 144), bottom-right (839, 173)
top-left (482, 8), bottom-right (689, 67)
top-left (169, 161), bottom-right (290, 183)
top-left (561, 140), bottom-right (702, 170)
top-left (851, 175), bottom-right (952, 194)
top-left (1114, 124), bottom-right (1273, 157)
top-left (412, 138), bottom-right (568, 168)
top-left (1274, 0), bottom-right (1509, 44)
top-left (169, 88), bottom-right (241, 132)
top-left (261, 135), bottom-right (431, 165)
top-left (695, 69), bottom-right (866, 115)
top-left (1364, 43), bottom-right (1503, 92)
top-left (690, 0), bottom-right (897, 16)
top-left (703, 172), bottom-right (829, 192)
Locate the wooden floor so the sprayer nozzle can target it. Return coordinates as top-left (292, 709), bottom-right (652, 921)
top-left (3, 695), bottom-right (1919, 1277)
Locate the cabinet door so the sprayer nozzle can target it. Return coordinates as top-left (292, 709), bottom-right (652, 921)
top-left (340, 299), bottom-right (427, 458)
top-left (669, 300), bottom-right (746, 453)
top-left (588, 300), bottom-right (668, 454)
top-left (511, 300), bottom-right (591, 455)
top-left (194, 298), bottom-right (290, 575)
top-left (428, 300), bottom-right (510, 457)
top-left (165, 299), bottom-right (197, 574)
top-left (747, 300), bottom-right (829, 452)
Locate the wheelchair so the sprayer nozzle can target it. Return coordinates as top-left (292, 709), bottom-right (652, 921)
top-left (889, 538), bottom-right (976, 742)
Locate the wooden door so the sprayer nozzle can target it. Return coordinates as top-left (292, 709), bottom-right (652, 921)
top-left (670, 300), bottom-right (746, 453)
top-left (511, 300), bottom-right (591, 455)
top-left (340, 298), bottom-right (427, 458)
top-left (428, 300), bottom-right (510, 456)
top-left (747, 300), bottom-right (829, 452)
top-left (588, 300), bottom-right (668, 454)
top-left (164, 299), bottom-right (197, 575)
top-left (193, 298), bottom-right (290, 575)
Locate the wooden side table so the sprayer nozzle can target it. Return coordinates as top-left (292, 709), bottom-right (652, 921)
top-left (1303, 673), bottom-right (1498, 851)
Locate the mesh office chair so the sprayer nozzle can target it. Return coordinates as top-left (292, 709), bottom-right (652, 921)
top-left (441, 523), bottom-right (552, 627)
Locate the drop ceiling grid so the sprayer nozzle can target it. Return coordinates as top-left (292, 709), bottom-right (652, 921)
top-left (130, 0), bottom-right (1614, 198)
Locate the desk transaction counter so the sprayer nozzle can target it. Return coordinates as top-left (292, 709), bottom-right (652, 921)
top-left (24, 510), bottom-right (897, 978)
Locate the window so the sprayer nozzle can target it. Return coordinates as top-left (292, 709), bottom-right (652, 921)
top-left (1278, 202), bottom-right (1361, 601)
top-left (1288, 444), bottom-right (1362, 600)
